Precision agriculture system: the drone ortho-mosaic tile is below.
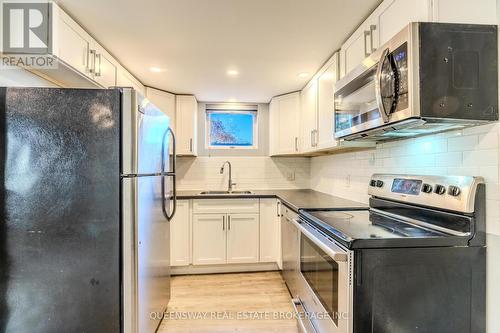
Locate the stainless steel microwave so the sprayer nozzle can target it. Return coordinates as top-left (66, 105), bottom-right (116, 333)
top-left (334, 22), bottom-right (498, 141)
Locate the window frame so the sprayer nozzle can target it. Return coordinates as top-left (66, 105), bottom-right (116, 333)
top-left (205, 109), bottom-right (258, 150)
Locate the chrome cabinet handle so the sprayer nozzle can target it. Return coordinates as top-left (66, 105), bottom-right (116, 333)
top-left (89, 49), bottom-right (96, 74)
top-left (228, 216), bottom-right (231, 230)
top-left (189, 138), bottom-right (193, 152)
top-left (276, 201), bottom-right (281, 217)
top-left (95, 53), bottom-right (102, 77)
top-left (294, 137), bottom-right (298, 152)
top-left (369, 24), bottom-right (377, 53)
top-left (363, 30), bottom-right (371, 57)
top-left (222, 216), bottom-right (225, 230)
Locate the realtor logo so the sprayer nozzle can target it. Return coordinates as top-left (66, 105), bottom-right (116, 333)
top-left (1, 1), bottom-right (55, 69)
top-left (2, 1), bottom-right (52, 54)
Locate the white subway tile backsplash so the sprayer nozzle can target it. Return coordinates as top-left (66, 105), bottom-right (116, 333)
top-left (177, 156), bottom-right (310, 190)
top-left (448, 135), bottom-right (478, 152)
top-left (311, 124), bottom-right (500, 236)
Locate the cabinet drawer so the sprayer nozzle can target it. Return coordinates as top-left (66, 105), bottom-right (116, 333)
top-left (193, 199), bottom-right (259, 214)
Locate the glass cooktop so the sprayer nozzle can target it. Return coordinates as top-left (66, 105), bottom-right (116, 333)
top-left (300, 209), bottom-right (459, 248)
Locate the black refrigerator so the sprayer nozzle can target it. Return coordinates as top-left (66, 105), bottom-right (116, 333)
top-left (0, 87), bottom-right (177, 333)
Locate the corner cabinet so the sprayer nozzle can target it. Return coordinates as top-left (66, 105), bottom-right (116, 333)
top-left (176, 95), bottom-right (198, 156)
top-left (146, 88), bottom-right (176, 131)
top-left (269, 92), bottom-right (300, 156)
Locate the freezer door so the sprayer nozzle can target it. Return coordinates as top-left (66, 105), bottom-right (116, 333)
top-left (0, 87), bottom-right (121, 332)
top-left (122, 88), bottom-right (172, 175)
top-left (122, 176), bottom-right (171, 333)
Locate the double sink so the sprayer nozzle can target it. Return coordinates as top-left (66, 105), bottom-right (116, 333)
top-left (198, 190), bottom-right (253, 195)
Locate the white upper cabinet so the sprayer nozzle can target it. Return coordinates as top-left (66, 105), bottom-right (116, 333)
top-left (176, 95), bottom-right (198, 156)
top-left (146, 88), bottom-right (176, 131)
top-left (339, 12), bottom-right (379, 78)
top-left (340, 0), bottom-right (497, 78)
top-left (278, 92), bottom-right (301, 155)
top-left (56, 12), bottom-right (92, 79)
top-left (300, 79), bottom-right (318, 152)
top-left (317, 55), bottom-right (339, 149)
top-left (269, 92), bottom-right (300, 156)
top-left (91, 44), bottom-right (117, 88)
top-left (269, 98), bottom-right (279, 156)
top-left (432, 0), bottom-right (497, 25)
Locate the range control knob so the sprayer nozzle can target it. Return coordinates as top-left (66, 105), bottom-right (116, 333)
top-left (448, 185), bottom-right (461, 197)
top-left (369, 180), bottom-right (377, 187)
top-left (421, 183), bottom-right (433, 193)
top-left (375, 180), bottom-right (384, 188)
top-left (434, 184), bottom-right (446, 195)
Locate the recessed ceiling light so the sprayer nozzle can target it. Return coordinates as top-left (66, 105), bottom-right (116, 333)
top-left (227, 69), bottom-right (239, 76)
top-left (228, 98), bottom-right (238, 103)
top-left (150, 67), bottom-right (165, 73)
top-left (297, 72), bottom-right (309, 78)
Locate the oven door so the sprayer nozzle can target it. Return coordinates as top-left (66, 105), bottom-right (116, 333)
top-left (291, 218), bottom-right (352, 333)
top-left (334, 24), bottom-right (413, 140)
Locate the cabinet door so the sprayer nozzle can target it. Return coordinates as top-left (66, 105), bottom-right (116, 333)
top-left (300, 80), bottom-right (318, 152)
top-left (317, 56), bottom-right (339, 149)
top-left (377, 0), bottom-right (431, 46)
top-left (259, 199), bottom-right (280, 263)
top-left (146, 88), bottom-right (176, 132)
top-left (269, 98), bottom-right (280, 156)
top-left (192, 214), bottom-right (226, 265)
top-left (170, 200), bottom-right (190, 267)
top-left (226, 214), bottom-right (259, 264)
top-left (57, 16), bottom-right (91, 77)
top-left (176, 95), bottom-right (198, 156)
top-left (278, 92), bottom-right (300, 154)
top-left (432, 0), bottom-right (497, 24)
top-left (93, 46), bottom-right (117, 88)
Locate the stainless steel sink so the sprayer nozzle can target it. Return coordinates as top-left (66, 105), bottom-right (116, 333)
top-left (199, 190), bottom-right (253, 195)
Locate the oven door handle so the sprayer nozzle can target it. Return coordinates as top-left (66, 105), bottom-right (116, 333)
top-left (292, 298), bottom-right (318, 333)
top-left (292, 219), bottom-right (348, 262)
top-left (375, 47), bottom-right (390, 123)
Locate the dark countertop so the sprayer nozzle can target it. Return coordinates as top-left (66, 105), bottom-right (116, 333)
top-left (176, 189), bottom-right (367, 213)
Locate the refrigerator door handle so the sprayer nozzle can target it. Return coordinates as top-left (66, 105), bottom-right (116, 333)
top-left (161, 127), bottom-right (177, 221)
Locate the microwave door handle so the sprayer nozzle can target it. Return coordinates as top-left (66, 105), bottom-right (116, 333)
top-left (375, 48), bottom-right (390, 123)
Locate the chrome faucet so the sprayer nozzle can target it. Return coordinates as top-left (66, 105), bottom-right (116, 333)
top-left (220, 161), bottom-right (236, 192)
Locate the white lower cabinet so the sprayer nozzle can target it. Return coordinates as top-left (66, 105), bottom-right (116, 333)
top-left (259, 198), bottom-right (280, 263)
top-left (192, 214), bottom-right (227, 265)
top-left (170, 200), bottom-right (191, 267)
top-left (226, 214), bottom-right (260, 264)
top-left (192, 212), bottom-right (259, 265)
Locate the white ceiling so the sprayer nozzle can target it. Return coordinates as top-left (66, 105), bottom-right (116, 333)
top-left (57, 0), bottom-right (381, 103)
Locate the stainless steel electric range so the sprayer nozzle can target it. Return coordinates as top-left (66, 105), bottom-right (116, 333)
top-left (291, 174), bottom-right (486, 333)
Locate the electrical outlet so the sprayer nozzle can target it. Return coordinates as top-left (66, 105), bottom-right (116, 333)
top-left (286, 170), bottom-right (295, 181)
top-left (344, 175), bottom-right (351, 187)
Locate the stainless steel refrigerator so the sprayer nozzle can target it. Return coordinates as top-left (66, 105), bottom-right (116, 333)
top-left (0, 87), bottom-right (176, 333)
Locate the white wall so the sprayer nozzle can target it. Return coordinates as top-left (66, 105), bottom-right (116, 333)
top-left (310, 122), bottom-right (500, 332)
top-left (0, 68), bottom-right (59, 87)
top-left (177, 156), bottom-right (310, 191)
